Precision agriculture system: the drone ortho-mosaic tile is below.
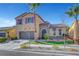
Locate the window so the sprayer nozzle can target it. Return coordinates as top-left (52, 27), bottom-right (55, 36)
top-left (16, 19), bottom-right (22, 24)
top-left (0, 33), bottom-right (6, 37)
top-left (25, 17), bottom-right (34, 24)
top-left (25, 18), bottom-right (28, 24)
top-left (28, 17), bottom-right (33, 23)
top-left (59, 29), bottom-right (62, 35)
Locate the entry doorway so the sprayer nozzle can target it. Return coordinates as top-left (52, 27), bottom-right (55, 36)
top-left (42, 29), bottom-right (47, 39)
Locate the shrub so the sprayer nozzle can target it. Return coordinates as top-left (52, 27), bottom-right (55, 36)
top-left (0, 37), bottom-right (7, 43)
top-left (44, 33), bottom-right (49, 41)
top-left (20, 43), bottom-right (29, 49)
top-left (11, 36), bottom-right (17, 40)
top-left (52, 44), bottom-right (59, 50)
top-left (65, 40), bottom-right (74, 44)
top-left (32, 41), bottom-right (40, 44)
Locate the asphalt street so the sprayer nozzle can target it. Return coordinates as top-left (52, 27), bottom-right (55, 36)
top-left (0, 50), bottom-right (49, 56)
top-left (0, 49), bottom-right (78, 56)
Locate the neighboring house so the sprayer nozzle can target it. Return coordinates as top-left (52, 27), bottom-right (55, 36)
top-left (69, 22), bottom-right (74, 38)
top-left (0, 26), bottom-right (16, 39)
top-left (69, 20), bottom-right (79, 40)
top-left (0, 27), bottom-right (8, 38)
top-left (15, 12), bottom-right (67, 40)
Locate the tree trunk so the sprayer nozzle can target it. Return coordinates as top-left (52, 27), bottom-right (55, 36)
top-left (34, 10), bottom-right (36, 32)
top-left (33, 9), bottom-right (37, 40)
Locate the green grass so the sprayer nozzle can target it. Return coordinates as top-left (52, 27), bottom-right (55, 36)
top-left (31, 40), bottom-right (74, 45)
top-left (0, 37), bottom-right (7, 43)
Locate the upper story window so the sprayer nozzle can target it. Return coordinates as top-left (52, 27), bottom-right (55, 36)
top-left (16, 19), bottom-right (22, 25)
top-left (25, 17), bottom-right (34, 24)
top-left (59, 29), bottom-right (62, 35)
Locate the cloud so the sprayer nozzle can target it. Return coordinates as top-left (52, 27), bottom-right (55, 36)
top-left (0, 18), bottom-right (16, 27)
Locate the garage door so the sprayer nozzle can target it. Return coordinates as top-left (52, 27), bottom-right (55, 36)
top-left (19, 31), bottom-right (34, 39)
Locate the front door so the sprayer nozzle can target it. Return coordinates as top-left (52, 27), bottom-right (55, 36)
top-left (42, 29), bottom-right (47, 39)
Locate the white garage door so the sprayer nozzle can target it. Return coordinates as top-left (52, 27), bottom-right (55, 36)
top-left (19, 31), bottom-right (34, 39)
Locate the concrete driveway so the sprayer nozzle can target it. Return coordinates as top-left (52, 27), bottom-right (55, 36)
top-left (0, 40), bottom-right (29, 50)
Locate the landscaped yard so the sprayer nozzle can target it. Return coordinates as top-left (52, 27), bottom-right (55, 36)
top-left (20, 40), bottom-right (79, 52)
top-left (31, 40), bottom-right (74, 45)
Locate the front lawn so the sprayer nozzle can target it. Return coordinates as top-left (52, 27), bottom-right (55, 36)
top-left (0, 37), bottom-right (7, 43)
top-left (31, 40), bottom-right (74, 45)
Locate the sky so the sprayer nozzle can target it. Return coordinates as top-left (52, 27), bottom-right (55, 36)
top-left (0, 3), bottom-right (77, 27)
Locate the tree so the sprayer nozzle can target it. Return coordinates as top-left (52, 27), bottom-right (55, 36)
top-left (28, 3), bottom-right (40, 12)
top-left (65, 5), bottom-right (79, 44)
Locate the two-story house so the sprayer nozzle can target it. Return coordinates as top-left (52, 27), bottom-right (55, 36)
top-left (15, 13), bottom-right (44, 39)
top-left (15, 12), bottom-right (67, 40)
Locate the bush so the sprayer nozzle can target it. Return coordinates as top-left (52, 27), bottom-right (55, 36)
top-left (52, 44), bottom-right (59, 49)
top-left (0, 37), bottom-right (7, 43)
top-left (11, 36), bottom-right (17, 40)
top-left (20, 43), bottom-right (29, 49)
top-left (44, 33), bottom-right (49, 41)
top-left (65, 40), bottom-right (74, 44)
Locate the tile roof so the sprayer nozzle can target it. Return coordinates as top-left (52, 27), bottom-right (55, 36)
top-left (0, 26), bottom-right (16, 31)
top-left (40, 22), bottom-right (67, 28)
top-left (49, 24), bottom-right (67, 28)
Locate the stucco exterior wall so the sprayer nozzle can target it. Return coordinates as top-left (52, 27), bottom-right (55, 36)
top-left (49, 27), bottom-right (66, 36)
top-left (8, 28), bottom-right (16, 38)
top-left (16, 13), bottom-right (44, 39)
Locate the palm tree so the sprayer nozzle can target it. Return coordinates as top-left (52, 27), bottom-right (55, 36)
top-left (65, 5), bottom-right (79, 44)
top-left (28, 3), bottom-right (40, 12)
top-left (28, 3), bottom-right (40, 33)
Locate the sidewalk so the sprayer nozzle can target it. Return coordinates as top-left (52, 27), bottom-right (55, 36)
top-left (26, 44), bottom-right (79, 50)
top-left (16, 48), bottom-right (79, 55)
top-left (15, 43), bottom-right (79, 55)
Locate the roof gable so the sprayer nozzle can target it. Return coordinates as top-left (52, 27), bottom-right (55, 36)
top-left (15, 12), bottom-right (45, 23)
